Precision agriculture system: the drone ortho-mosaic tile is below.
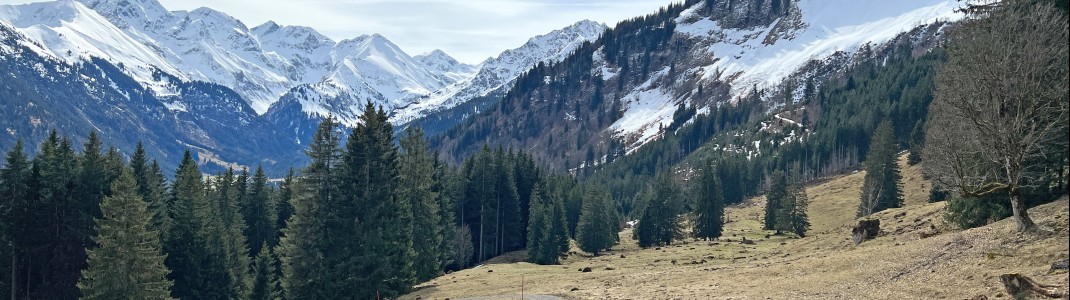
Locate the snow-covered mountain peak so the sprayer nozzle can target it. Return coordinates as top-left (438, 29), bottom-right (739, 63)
top-left (1, 0), bottom-right (90, 27)
top-left (184, 7), bottom-right (245, 30)
top-left (389, 20), bottom-right (607, 124)
top-left (77, 0), bottom-right (171, 30)
top-left (250, 20), bottom-right (334, 83)
top-left (415, 49), bottom-right (455, 64)
top-left (414, 49), bottom-right (477, 82)
top-left (489, 19), bottom-right (606, 70)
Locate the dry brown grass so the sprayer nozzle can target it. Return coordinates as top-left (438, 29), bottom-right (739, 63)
top-left (404, 155), bottom-right (1070, 299)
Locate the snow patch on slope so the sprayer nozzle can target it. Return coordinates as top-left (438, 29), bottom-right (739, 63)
top-left (610, 67), bottom-right (680, 152)
top-left (677, 0), bottom-right (962, 100)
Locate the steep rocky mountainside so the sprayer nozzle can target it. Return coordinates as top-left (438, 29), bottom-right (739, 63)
top-left (435, 0), bottom-right (960, 171)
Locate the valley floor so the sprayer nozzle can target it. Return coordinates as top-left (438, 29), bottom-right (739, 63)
top-left (403, 157), bottom-right (1070, 299)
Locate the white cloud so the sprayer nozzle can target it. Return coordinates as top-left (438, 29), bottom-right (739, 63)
top-left (0, 0), bottom-right (671, 64)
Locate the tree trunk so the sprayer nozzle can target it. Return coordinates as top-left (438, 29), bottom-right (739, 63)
top-left (9, 253), bottom-right (15, 300)
top-left (1000, 273), bottom-right (1064, 298)
top-left (1010, 193), bottom-right (1036, 232)
top-left (478, 204), bottom-right (484, 262)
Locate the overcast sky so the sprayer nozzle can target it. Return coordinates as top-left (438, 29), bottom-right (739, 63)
top-left (0, 0), bottom-right (671, 64)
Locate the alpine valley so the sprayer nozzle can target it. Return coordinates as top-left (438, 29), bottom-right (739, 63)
top-left (2, 0), bottom-right (1068, 299)
top-left (0, 0), bottom-right (970, 175)
top-left (0, 0), bottom-right (605, 174)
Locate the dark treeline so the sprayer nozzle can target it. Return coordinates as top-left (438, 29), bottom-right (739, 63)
top-left (0, 102), bottom-right (611, 299)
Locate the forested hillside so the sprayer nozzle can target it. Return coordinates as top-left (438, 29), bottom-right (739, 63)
top-left (0, 104), bottom-right (598, 298)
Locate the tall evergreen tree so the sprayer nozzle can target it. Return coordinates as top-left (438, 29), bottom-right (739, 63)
top-left (526, 182), bottom-right (569, 264)
top-left (244, 165), bottom-right (277, 255)
top-left (340, 103), bottom-right (414, 297)
top-left (130, 144), bottom-right (171, 238)
top-left (399, 127), bottom-right (442, 281)
top-left (548, 183), bottom-right (571, 257)
top-left (576, 186), bottom-right (616, 255)
top-left (28, 131), bottom-right (84, 298)
top-left (764, 170), bottom-right (788, 231)
top-left (907, 120), bottom-right (925, 165)
top-left (166, 150), bottom-right (226, 299)
top-left (77, 132), bottom-right (107, 227)
top-left (775, 179), bottom-right (811, 237)
top-left (274, 169), bottom-right (296, 236)
top-left (250, 243), bottom-right (278, 300)
top-left (432, 157), bottom-right (459, 270)
top-left (279, 116), bottom-right (339, 299)
top-left (634, 174), bottom-right (684, 247)
top-left (859, 119), bottom-right (904, 217)
top-left (526, 185), bottom-right (550, 264)
top-left (277, 184), bottom-right (324, 300)
top-left (788, 182), bottom-right (811, 237)
top-left (0, 141), bottom-right (31, 299)
top-left (77, 169), bottom-right (173, 299)
top-left (512, 153), bottom-right (540, 248)
top-left (207, 169), bottom-right (253, 299)
top-left (488, 148), bottom-right (522, 257)
top-left (692, 163), bottom-right (725, 240)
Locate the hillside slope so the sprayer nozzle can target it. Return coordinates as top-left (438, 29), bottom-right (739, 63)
top-left (403, 156), bottom-right (1070, 299)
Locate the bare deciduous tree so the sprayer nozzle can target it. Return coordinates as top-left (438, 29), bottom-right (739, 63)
top-left (450, 224), bottom-right (474, 268)
top-left (924, 1), bottom-right (1069, 232)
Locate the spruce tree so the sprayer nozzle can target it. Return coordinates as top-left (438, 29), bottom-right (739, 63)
top-left (342, 103), bottom-right (414, 297)
top-left (274, 169), bottom-right (295, 236)
top-left (207, 170), bottom-right (252, 299)
top-left (432, 157), bottom-right (458, 271)
top-left (130, 144), bottom-right (172, 240)
top-left (774, 178), bottom-right (810, 237)
top-left (399, 127), bottom-right (442, 281)
top-left (277, 185), bottom-right (324, 300)
top-left (788, 183), bottom-right (811, 237)
top-left (526, 187), bottom-right (549, 263)
top-left (279, 117), bottom-right (339, 300)
top-left (907, 120), bottom-right (925, 165)
top-left (77, 132), bottom-right (107, 226)
top-left (764, 170), bottom-right (788, 232)
top-left (244, 165), bottom-right (277, 255)
top-left (78, 169), bottom-right (173, 299)
top-left (250, 243), bottom-right (278, 300)
top-left (166, 150), bottom-right (226, 299)
top-left (692, 163), bottom-right (725, 240)
top-left (576, 187), bottom-right (616, 255)
top-left (0, 141), bottom-right (31, 299)
top-left (491, 148), bottom-right (522, 255)
top-left (548, 186), bottom-right (570, 258)
top-left (859, 119), bottom-right (904, 217)
top-left (29, 131), bottom-right (84, 298)
top-left (635, 174), bottom-right (683, 247)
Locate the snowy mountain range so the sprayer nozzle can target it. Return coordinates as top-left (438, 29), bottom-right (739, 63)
top-left (434, 0), bottom-right (965, 169)
top-left (0, 0), bottom-right (606, 174)
top-left (1, 0), bottom-right (966, 174)
top-left (0, 0), bottom-right (605, 126)
top-left (389, 20), bottom-right (606, 125)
